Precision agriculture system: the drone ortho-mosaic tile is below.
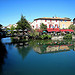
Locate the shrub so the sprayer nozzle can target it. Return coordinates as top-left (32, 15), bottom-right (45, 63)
top-left (29, 31), bottom-right (39, 36)
top-left (40, 34), bottom-right (51, 39)
top-left (63, 34), bottom-right (72, 39)
top-left (68, 24), bottom-right (75, 31)
top-left (40, 34), bottom-right (47, 39)
top-left (61, 32), bottom-right (64, 36)
top-left (40, 23), bottom-right (47, 31)
top-left (47, 35), bottom-right (51, 39)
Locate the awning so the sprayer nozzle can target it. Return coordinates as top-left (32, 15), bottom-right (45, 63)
top-left (47, 28), bottom-right (74, 32)
top-left (60, 29), bottom-right (74, 32)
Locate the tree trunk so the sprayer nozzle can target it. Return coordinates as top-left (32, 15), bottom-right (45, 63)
top-left (23, 30), bottom-right (24, 35)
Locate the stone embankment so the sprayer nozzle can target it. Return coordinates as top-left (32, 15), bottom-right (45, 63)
top-left (72, 35), bottom-right (75, 40)
top-left (51, 35), bottom-right (75, 40)
top-left (51, 36), bottom-right (64, 40)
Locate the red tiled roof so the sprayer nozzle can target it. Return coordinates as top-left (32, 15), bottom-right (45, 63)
top-left (34, 17), bottom-right (71, 21)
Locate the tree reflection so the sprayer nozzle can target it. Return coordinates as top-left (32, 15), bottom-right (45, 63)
top-left (10, 37), bottom-right (32, 59)
top-left (0, 40), bottom-right (7, 74)
top-left (17, 46), bottom-right (31, 59)
top-left (15, 42), bottom-right (31, 59)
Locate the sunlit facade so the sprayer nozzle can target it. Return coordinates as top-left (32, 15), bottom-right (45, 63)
top-left (31, 17), bottom-right (71, 29)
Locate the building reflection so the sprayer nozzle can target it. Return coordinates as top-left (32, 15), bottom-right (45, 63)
top-left (45, 45), bottom-right (70, 53)
top-left (74, 42), bottom-right (75, 51)
top-left (33, 42), bottom-right (74, 54)
top-left (0, 40), bottom-right (7, 74)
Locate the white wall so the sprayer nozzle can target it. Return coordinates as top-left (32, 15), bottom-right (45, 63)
top-left (31, 19), bottom-right (60, 29)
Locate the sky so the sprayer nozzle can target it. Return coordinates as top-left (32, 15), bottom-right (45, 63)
top-left (0, 0), bottom-right (75, 26)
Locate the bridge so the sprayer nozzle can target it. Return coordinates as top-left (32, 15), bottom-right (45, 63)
top-left (0, 29), bottom-right (29, 38)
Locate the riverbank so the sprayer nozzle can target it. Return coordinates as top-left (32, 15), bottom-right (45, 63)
top-left (9, 34), bottom-right (75, 42)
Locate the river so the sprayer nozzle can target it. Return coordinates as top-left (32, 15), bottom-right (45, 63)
top-left (0, 37), bottom-right (75, 75)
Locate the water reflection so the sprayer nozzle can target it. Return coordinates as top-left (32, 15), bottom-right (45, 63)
top-left (10, 38), bottom-right (75, 54)
top-left (4, 37), bottom-right (75, 55)
top-left (17, 46), bottom-right (31, 59)
top-left (3, 37), bottom-right (31, 60)
top-left (31, 40), bottom-right (74, 54)
top-left (13, 41), bottom-right (31, 59)
top-left (0, 40), bottom-right (7, 74)
top-left (1, 37), bottom-right (75, 75)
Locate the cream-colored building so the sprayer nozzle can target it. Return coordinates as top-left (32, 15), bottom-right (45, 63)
top-left (6, 24), bottom-right (18, 29)
top-left (31, 17), bottom-right (71, 29)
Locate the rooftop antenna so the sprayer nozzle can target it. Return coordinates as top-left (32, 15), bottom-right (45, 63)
top-left (53, 16), bottom-right (54, 18)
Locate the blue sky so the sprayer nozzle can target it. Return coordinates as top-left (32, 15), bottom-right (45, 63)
top-left (0, 0), bottom-right (75, 26)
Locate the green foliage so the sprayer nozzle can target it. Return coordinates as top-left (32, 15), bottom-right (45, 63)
top-left (17, 15), bottom-right (31, 31)
top-left (40, 34), bottom-right (51, 39)
top-left (63, 34), bottom-right (72, 39)
top-left (0, 24), bottom-right (2, 31)
top-left (6, 28), bottom-right (10, 31)
top-left (61, 32), bottom-right (64, 36)
top-left (40, 23), bottom-right (47, 31)
top-left (40, 34), bottom-right (46, 39)
top-left (29, 30), bottom-right (39, 38)
top-left (47, 35), bottom-right (51, 39)
top-left (10, 25), bottom-right (15, 35)
top-left (68, 24), bottom-right (75, 31)
top-left (5, 28), bottom-right (10, 35)
top-left (0, 24), bottom-right (2, 28)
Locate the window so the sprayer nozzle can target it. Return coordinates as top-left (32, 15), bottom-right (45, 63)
top-left (32, 25), bottom-right (34, 28)
top-left (55, 24), bottom-right (58, 28)
top-left (55, 24), bottom-right (56, 27)
top-left (61, 20), bottom-right (63, 22)
top-left (45, 24), bottom-right (47, 25)
top-left (36, 20), bottom-right (37, 22)
top-left (62, 24), bottom-right (65, 29)
top-left (36, 24), bottom-right (38, 28)
top-left (50, 20), bottom-right (52, 22)
top-left (33, 26), bottom-right (34, 28)
top-left (51, 25), bottom-right (53, 28)
top-left (45, 20), bottom-right (47, 22)
top-left (49, 24), bottom-right (54, 28)
top-left (65, 20), bottom-right (67, 22)
top-left (49, 24), bottom-right (52, 28)
top-left (56, 20), bottom-right (57, 22)
top-left (49, 24), bottom-right (51, 28)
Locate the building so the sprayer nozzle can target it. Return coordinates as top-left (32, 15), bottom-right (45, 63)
top-left (71, 22), bottom-right (73, 25)
top-left (31, 17), bottom-right (71, 29)
top-left (6, 24), bottom-right (18, 29)
top-left (73, 18), bottom-right (75, 25)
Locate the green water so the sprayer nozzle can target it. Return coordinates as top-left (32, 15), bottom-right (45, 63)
top-left (0, 37), bottom-right (75, 75)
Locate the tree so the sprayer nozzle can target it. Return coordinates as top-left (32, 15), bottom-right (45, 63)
top-left (68, 24), bottom-right (75, 31)
top-left (16, 15), bottom-right (31, 35)
top-left (40, 23), bottom-right (47, 31)
top-left (0, 24), bottom-right (2, 32)
top-left (6, 28), bottom-right (10, 31)
top-left (10, 25), bottom-right (15, 35)
top-left (0, 24), bottom-right (2, 28)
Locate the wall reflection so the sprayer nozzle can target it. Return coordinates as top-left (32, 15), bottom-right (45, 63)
top-left (32, 40), bottom-right (74, 54)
